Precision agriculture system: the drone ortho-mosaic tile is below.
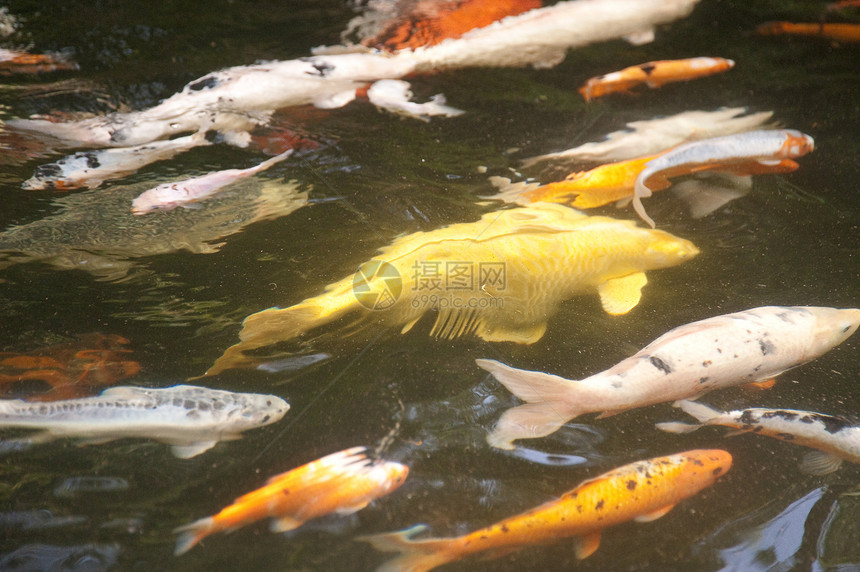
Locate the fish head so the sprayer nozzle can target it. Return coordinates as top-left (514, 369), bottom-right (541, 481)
top-left (807, 307), bottom-right (860, 350)
top-left (781, 130), bottom-right (815, 158)
top-left (368, 461), bottom-right (410, 494)
top-left (641, 229), bottom-right (700, 269)
top-left (680, 449), bottom-right (733, 485)
top-left (131, 185), bottom-right (180, 215)
top-left (226, 394), bottom-right (290, 429)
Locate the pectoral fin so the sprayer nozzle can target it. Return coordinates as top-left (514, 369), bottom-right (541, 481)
top-left (634, 504), bottom-right (675, 522)
top-left (574, 531), bottom-right (602, 559)
top-left (799, 451), bottom-right (844, 476)
top-left (270, 515), bottom-right (304, 533)
top-left (171, 441), bottom-right (218, 459)
top-left (598, 272), bottom-right (647, 315)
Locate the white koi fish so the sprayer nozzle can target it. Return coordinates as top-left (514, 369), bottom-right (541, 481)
top-left (632, 129), bottom-right (815, 227)
top-left (520, 107), bottom-right (774, 169)
top-left (23, 131), bottom-right (211, 191)
top-left (477, 306), bottom-right (860, 450)
top-left (366, 79), bottom-right (463, 121)
top-left (0, 384), bottom-right (289, 458)
top-left (657, 400), bottom-right (860, 476)
top-left (131, 149), bottom-right (293, 214)
top-left (8, 0), bottom-right (699, 148)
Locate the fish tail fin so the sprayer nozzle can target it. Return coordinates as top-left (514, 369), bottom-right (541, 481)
top-left (674, 399), bottom-right (723, 423)
top-left (654, 421), bottom-right (701, 434)
top-left (476, 359), bottom-right (587, 449)
top-left (200, 279), bottom-right (361, 377)
top-left (173, 516), bottom-right (216, 556)
top-left (632, 173), bottom-right (656, 228)
top-left (360, 525), bottom-right (455, 572)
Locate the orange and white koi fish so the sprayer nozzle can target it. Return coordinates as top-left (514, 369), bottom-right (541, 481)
top-left (0, 48), bottom-right (78, 75)
top-left (579, 57), bottom-right (734, 101)
top-left (23, 132), bottom-right (210, 191)
top-left (632, 129), bottom-right (814, 227)
top-left (131, 149), bottom-right (293, 214)
top-left (361, 449), bottom-right (731, 572)
top-left (756, 21), bottom-right (860, 43)
top-left (174, 446), bottom-right (408, 556)
top-left (657, 401), bottom-right (860, 476)
top-left (478, 306), bottom-right (860, 449)
top-left (521, 107), bottom-right (773, 169)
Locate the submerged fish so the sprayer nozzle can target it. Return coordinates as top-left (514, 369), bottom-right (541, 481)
top-left (0, 48), bottom-right (78, 75)
top-left (756, 21), bottom-right (860, 43)
top-left (579, 57), bottom-right (734, 101)
top-left (23, 132), bottom-right (211, 191)
top-left (361, 449), bottom-right (731, 572)
top-left (632, 129), bottom-right (814, 227)
top-left (520, 107), bottom-right (774, 170)
top-left (657, 400), bottom-right (860, 476)
top-left (202, 203), bottom-right (698, 376)
top-left (0, 384), bottom-right (289, 458)
top-left (131, 149), bottom-right (293, 214)
top-left (477, 306), bottom-right (860, 449)
top-left (174, 446), bottom-right (408, 555)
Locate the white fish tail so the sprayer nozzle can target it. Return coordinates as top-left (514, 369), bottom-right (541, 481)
top-left (252, 149), bottom-right (294, 172)
top-left (360, 525), bottom-right (455, 572)
top-left (675, 399), bottom-right (723, 423)
top-left (173, 516), bottom-right (216, 556)
top-left (632, 175), bottom-right (656, 228)
top-left (476, 359), bottom-right (587, 450)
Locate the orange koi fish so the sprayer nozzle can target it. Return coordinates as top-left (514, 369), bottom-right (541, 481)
top-left (361, 449), bottom-right (731, 572)
top-left (826, 0), bottom-right (860, 10)
top-left (521, 154), bottom-right (659, 208)
top-left (361, 0), bottom-right (543, 51)
top-left (174, 447), bottom-right (408, 556)
top-left (0, 333), bottom-right (140, 401)
top-left (579, 57), bottom-right (734, 101)
top-left (756, 21), bottom-right (860, 42)
top-left (632, 129), bottom-right (814, 227)
top-left (0, 48), bottom-right (78, 76)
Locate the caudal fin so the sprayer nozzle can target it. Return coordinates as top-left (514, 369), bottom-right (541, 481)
top-left (655, 400), bottom-right (721, 434)
top-left (199, 279), bottom-right (360, 377)
top-left (174, 516), bottom-right (216, 556)
top-left (476, 358), bottom-right (586, 450)
top-left (359, 525), bottom-right (455, 572)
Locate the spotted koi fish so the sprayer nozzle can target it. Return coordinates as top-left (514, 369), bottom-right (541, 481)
top-left (657, 400), bottom-right (860, 475)
top-left (361, 449), bottom-right (731, 572)
top-left (0, 385), bottom-right (288, 458)
top-left (477, 306), bottom-right (860, 450)
top-left (756, 21), bottom-right (860, 42)
top-left (632, 129), bottom-right (814, 227)
top-left (23, 132), bottom-right (210, 191)
top-left (131, 149), bottom-right (293, 214)
top-left (579, 57), bottom-right (734, 101)
top-left (174, 446), bottom-right (408, 555)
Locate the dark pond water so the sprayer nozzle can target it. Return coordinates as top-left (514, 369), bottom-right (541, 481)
top-left (0, 1), bottom-right (859, 570)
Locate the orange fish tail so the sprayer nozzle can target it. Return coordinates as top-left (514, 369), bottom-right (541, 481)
top-left (361, 525), bottom-right (456, 572)
top-left (174, 516), bottom-right (216, 556)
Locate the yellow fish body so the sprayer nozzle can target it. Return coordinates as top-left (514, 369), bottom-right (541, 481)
top-left (203, 203), bottom-right (698, 376)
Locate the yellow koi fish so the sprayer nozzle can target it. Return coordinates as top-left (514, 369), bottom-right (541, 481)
top-left (202, 203), bottom-right (698, 376)
top-left (174, 446), bottom-right (408, 555)
top-left (579, 57), bottom-right (734, 101)
top-left (361, 449), bottom-right (731, 572)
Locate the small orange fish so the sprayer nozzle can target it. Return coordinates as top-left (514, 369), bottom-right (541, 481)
top-left (756, 21), bottom-right (860, 42)
top-left (826, 0), bottom-right (860, 10)
top-left (0, 48), bottom-right (78, 76)
top-left (522, 154), bottom-right (660, 208)
top-left (361, 449), bottom-right (731, 572)
top-left (174, 446), bottom-right (408, 556)
top-left (579, 57), bottom-right (735, 101)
